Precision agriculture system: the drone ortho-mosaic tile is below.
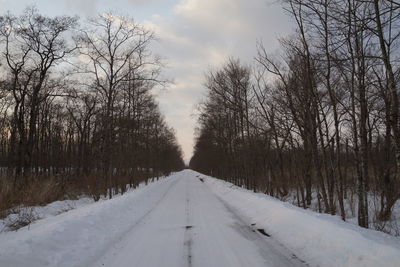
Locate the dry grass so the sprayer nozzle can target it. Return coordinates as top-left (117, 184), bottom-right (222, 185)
top-left (0, 174), bottom-right (76, 219)
top-left (4, 207), bottom-right (39, 231)
top-left (0, 170), bottom-right (163, 230)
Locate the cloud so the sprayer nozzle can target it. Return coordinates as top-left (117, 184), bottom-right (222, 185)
top-left (61, 0), bottom-right (168, 17)
top-left (127, 0), bottom-right (162, 5)
top-left (174, 0), bottom-right (249, 35)
top-left (63, 0), bottom-right (99, 16)
top-left (144, 0), bottom-right (291, 161)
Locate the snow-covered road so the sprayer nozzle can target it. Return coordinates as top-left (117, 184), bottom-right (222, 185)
top-left (2, 170), bottom-right (400, 267)
top-left (93, 171), bottom-right (304, 267)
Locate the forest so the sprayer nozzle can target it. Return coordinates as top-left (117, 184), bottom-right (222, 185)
top-left (0, 7), bottom-right (185, 214)
top-left (190, 0), bottom-right (400, 233)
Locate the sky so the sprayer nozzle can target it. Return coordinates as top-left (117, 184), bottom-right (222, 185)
top-left (0, 0), bottom-right (293, 162)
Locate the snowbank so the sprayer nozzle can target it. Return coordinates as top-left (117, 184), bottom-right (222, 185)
top-left (0, 174), bottom-right (178, 267)
top-left (202, 173), bottom-right (400, 267)
top-left (0, 198), bottom-right (94, 232)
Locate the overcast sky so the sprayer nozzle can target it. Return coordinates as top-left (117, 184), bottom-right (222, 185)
top-left (0, 0), bottom-right (293, 162)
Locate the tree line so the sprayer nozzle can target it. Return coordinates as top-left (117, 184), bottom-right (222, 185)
top-left (0, 7), bottom-right (184, 207)
top-left (190, 0), bottom-right (400, 231)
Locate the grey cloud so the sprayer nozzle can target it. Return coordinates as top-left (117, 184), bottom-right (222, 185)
top-left (145, 0), bottom-right (292, 160)
top-left (63, 0), bottom-right (99, 16)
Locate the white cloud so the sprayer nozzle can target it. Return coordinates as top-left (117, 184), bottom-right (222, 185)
top-left (174, 0), bottom-right (249, 35)
top-left (144, 0), bottom-right (292, 162)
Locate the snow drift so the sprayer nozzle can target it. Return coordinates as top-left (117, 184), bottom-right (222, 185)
top-left (0, 174), bottom-right (179, 267)
top-left (201, 172), bottom-right (400, 267)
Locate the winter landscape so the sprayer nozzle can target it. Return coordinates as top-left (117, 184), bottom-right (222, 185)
top-left (1, 0), bottom-right (400, 266)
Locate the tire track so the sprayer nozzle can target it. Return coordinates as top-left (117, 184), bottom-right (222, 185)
top-left (183, 180), bottom-right (193, 267)
top-left (93, 177), bottom-right (181, 267)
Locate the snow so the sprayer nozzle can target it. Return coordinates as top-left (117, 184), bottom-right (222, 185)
top-left (282, 188), bottom-right (400, 236)
top-left (0, 176), bottom-right (175, 267)
top-left (1, 170), bottom-right (399, 267)
top-left (0, 198), bottom-right (94, 232)
top-left (201, 172), bottom-right (400, 267)
top-left (0, 178), bottom-right (163, 233)
top-left (93, 170), bottom-right (303, 267)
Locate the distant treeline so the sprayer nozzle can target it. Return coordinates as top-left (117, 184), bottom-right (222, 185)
top-left (190, 0), bottom-right (400, 230)
top-left (0, 7), bottom-right (184, 209)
